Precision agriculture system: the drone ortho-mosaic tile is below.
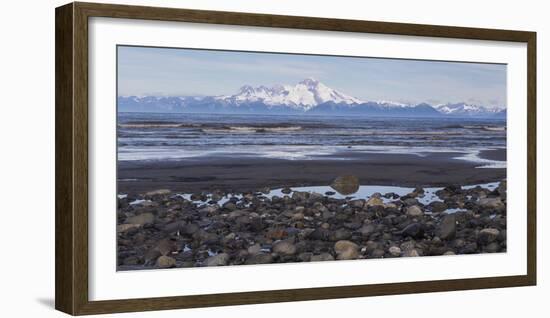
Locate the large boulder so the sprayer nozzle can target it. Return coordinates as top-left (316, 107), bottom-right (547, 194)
top-left (334, 240), bottom-right (359, 260)
top-left (330, 175), bottom-right (360, 195)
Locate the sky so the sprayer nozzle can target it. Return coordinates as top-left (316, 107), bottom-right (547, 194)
top-left (118, 45), bottom-right (507, 108)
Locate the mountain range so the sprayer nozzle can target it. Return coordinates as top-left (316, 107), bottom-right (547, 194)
top-left (118, 78), bottom-right (506, 118)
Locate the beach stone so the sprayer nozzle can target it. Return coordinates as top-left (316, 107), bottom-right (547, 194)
top-left (485, 242), bottom-right (501, 253)
top-left (204, 253), bottom-right (230, 266)
top-left (365, 196), bottom-right (384, 207)
top-left (125, 212), bottom-right (155, 225)
top-left (180, 223), bottom-right (199, 236)
top-left (349, 199), bottom-right (365, 208)
top-left (478, 198), bottom-right (505, 209)
top-left (291, 212), bottom-right (305, 221)
top-left (478, 228), bottom-right (500, 245)
top-left (310, 253), bottom-right (335, 262)
top-left (122, 255), bottom-right (139, 266)
top-left (145, 189), bottom-right (171, 197)
top-left (155, 239), bottom-right (177, 256)
top-left (162, 221), bottom-right (186, 234)
top-left (247, 243), bottom-right (262, 255)
top-left (144, 249), bottom-right (161, 264)
top-left (429, 201), bottom-right (448, 213)
top-left (330, 228), bottom-right (352, 241)
top-left (334, 240), bottom-right (359, 260)
top-left (281, 187), bottom-right (292, 194)
top-left (292, 191), bottom-right (310, 201)
top-left (330, 175), bottom-right (360, 195)
top-left (308, 228), bottom-right (331, 241)
top-left (157, 255), bottom-right (176, 268)
top-left (359, 224), bottom-right (376, 237)
top-left (245, 253), bottom-right (274, 265)
top-left (371, 249), bottom-right (385, 258)
top-left (403, 249), bottom-right (420, 257)
top-left (406, 205), bottom-right (424, 217)
top-left (309, 192), bottom-right (324, 202)
top-left (273, 240), bottom-right (297, 255)
top-left (400, 223), bottom-right (424, 239)
top-left (117, 223), bottom-right (141, 232)
top-left (437, 214), bottom-right (456, 240)
top-left (389, 246), bottom-right (402, 256)
top-left (222, 201), bottom-right (237, 211)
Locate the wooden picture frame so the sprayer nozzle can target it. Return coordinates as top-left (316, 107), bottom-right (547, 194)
top-left (55, 2), bottom-right (536, 315)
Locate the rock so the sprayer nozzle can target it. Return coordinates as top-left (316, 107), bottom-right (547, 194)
top-left (155, 239), bottom-right (177, 255)
top-left (389, 246), bottom-right (401, 256)
top-left (365, 196), bottom-right (384, 207)
top-left (291, 212), bottom-right (305, 221)
top-left (245, 253), bottom-right (273, 264)
top-left (478, 228), bottom-right (500, 245)
top-left (443, 251), bottom-right (456, 256)
top-left (485, 242), bottom-right (500, 253)
top-left (162, 221), bottom-right (186, 234)
top-left (330, 228), bottom-right (352, 241)
top-left (125, 212), bottom-right (155, 225)
top-left (247, 243), bottom-right (262, 255)
top-left (180, 223), bottom-right (199, 236)
top-left (145, 189), bottom-right (171, 197)
top-left (429, 201), bottom-right (448, 213)
top-left (400, 223), bottom-right (424, 239)
top-left (222, 201), bottom-right (237, 211)
top-left (204, 253), bottom-right (230, 266)
top-left (157, 255), bottom-right (176, 268)
top-left (436, 214), bottom-right (456, 240)
top-left (122, 255), bottom-right (139, 265)
top-left (273, 240), bottom-right (297, 255)
top-left (348, 199), bottom-right (365, 208)
top-left (292, 191), bottom-right (309, 201)
top-left (266, 228), bottom-right (288, 240)
top-left (309, 192), bottom-right (324, 202)
top-left (478, 198), bottom-right (505, 209)
top-left (144, 249), bottom-right (161, 264)
top-left (406, 205), bottom-right (424, 217)
top-left (334, 240), bottom-right (359, 260)
top-left (117, 223), bottom-right (141, 232)
top-left (310, 253), bottom-right (335, 262)
top-left (330, 175), bottom-right (360, 195)
top-left (403, 249), bottom-right (420, 257)
top-left (371, 249), bottom-right (385, 258)
top-left (281, 187), bottom-right (292, 194)
top-left (308, 228), bottom-right (331, 241)
top-left (359, 223), bottom-right (376, 237)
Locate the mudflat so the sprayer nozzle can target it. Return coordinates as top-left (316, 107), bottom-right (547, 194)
top-left (117, 149), bottom-right (505, 195)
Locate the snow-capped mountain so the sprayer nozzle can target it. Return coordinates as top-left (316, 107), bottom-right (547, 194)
top-left (216, 78), bottom-right (363, 110)
top-left (118, 79), bottom-right (505, 118)
top-left (436, 103), bottom-right (505, 117)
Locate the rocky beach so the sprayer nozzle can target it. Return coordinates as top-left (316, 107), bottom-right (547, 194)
top-left (117, 174), bottom-right (507, 270)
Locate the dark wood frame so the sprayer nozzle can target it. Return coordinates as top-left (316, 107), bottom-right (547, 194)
top-left (55, 1), bottom-right (537, 315)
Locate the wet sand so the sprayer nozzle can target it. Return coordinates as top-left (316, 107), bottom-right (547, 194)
top-left (117, 149), bottom-right (506, 194)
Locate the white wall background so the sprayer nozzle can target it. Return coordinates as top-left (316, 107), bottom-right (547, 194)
top-left (0, 0), bottom-right (547, 317)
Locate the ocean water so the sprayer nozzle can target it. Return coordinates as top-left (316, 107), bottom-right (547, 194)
top-left (117, 112), bottom-right (506, 167)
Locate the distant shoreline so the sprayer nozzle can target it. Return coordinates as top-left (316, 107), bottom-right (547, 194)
top-left (117, 149), bottom-right (505, 195)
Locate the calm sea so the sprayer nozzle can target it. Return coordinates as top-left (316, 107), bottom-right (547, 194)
top-left (117, 112), bottom-right (506, 167)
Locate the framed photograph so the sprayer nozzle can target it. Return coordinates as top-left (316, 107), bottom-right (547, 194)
top-left (55, 2), bottom-right (536, 315)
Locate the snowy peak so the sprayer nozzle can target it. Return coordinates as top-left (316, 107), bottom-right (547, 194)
top-left (220, 78), bottom-right (363, 110)
top-left (436, 102), bottom-right (501, 116)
